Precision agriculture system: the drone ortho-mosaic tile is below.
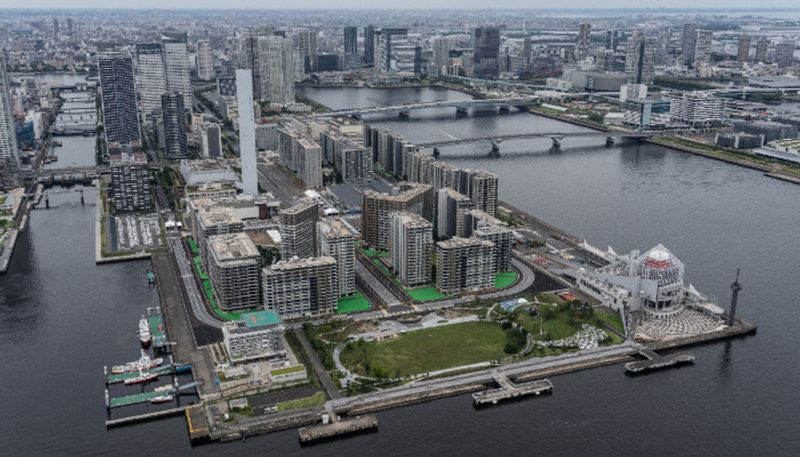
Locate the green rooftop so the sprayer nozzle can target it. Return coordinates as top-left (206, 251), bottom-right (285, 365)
top-left (242, 310), bottom-right (282, 328)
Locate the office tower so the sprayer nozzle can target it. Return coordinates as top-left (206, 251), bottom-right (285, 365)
top-left (109, 142), bottom-right (151, 212)
top-left (161, 92), bottom-right (188, 158)
top-left (755, 37), bottom-right (769, 63)
top-left (625, 32), bottom-right (656, 86)
top-left (432, 37), bottom-right (454, 77)
top-left (605, 29), bottom-right (622, 52)
top-left (375, 28), bottom-right (411, 73)
top-left (364, 26), bottom-right (376, 66)
top-left (207, 232), bottom-right (262, 310)
top-left (66, 18), bottom-right (73, 35)
top-left (656, 28), bottom-right (671, 64)
top-left (473, 27), bottom-right (500, 78)
top-left (361, 183), bottom-right (432, 251)
top-left (98, 52), bottom-right (141, 145)
top-left (296, 29), bottom-right (317, 73)
top-left (256, 35), bottom-right (295, 106)
top-left (0, 55), bottom-right (20, 189)
top-left (197, 39), bottom-right (214, 81)
top-left (388, 212), bottom-right (433, 287)
top-left (682, 23), bottom-right (697, 67)
top-left (436, 188), bottom-right (474, 239)
top-left (280, 199), bottom-right (319, 259)
top-left (458, 168), bottom-right (498, 217)
top-left (162, 31), bottom-right (192, 109)
top-left (235, 69), bottom-right (258, 195)
top-left (52, 18), bottom-right (59, 35)
top-left (135, 43), bottom-right (167, 120)
top-left (737, 34), bottom-right (751, 63)
top-left (262, 256), bottom-right (337, 318)
top-left (435, 237), bottom-right (495, 294)
top-left (693, 30), bottom-right (713, 68)
top-left (343, 26), bottom-right (358, 63)
top-left (776, 41), bottom-right (795, 68)
top-left (317, 219), bottom-right (355, 297)
top-left (576, 22), bottom-right (591, 60)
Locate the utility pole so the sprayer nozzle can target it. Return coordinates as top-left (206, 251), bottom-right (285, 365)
top-left (727, 269), bottom-right (741, 326)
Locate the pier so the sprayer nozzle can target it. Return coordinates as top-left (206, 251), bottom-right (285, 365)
top-left (625, 348), bottom-right (696, 374)
top-left (472, 373), bottom-right (553, 406)
top-left (105, 406), bottom-right (187, 428)
top-left (298, 415), bottom-right (378, 443)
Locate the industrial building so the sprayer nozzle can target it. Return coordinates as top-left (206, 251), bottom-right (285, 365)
top-left (388, 212), bottom-right (433, 287)
top-left (279, 199), bottom-right (319, 259)
top-left (361, 182), bottom-right (432, 250)
top-left (207, 232), bottom-right (263, 310)
top-left (222, 310), bottom-right (286, 364)
top-left (318, 219), bottom-right (355, 296)
top-left (109, 142), bottom-right (152, 212)
top-left (262, 256), bottom-right (337, 318)
top-left (435, 237), bottom-right (495, 294)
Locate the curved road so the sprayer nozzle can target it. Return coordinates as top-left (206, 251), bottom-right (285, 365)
top-left (169, 236), bottom-right (224, 328)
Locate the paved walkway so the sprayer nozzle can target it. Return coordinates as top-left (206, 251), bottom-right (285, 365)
top-left (169, 235), bottom-right (222, 328)
top-left (294, 328), bottom-right (342, 400)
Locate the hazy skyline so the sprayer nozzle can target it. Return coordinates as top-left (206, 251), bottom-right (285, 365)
top-left (2, 1), bottom-right (800, 10)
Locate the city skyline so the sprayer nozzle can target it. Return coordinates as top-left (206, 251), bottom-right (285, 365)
top-left (3, 2), bottom-right (800, 9)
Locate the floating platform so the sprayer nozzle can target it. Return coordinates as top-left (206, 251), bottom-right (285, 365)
top-left (298, 415), bottom-right (378, 443)
top-left (106, 364), bottom-right (173, 384)
top-left (107, 389), bottom-right (172, 408)
top-left (625, 350), bottom-right (695, 374)
top-left (147, 309), bottom-right (167, 348)
top-left (472, 375), bottom-right (553, 407)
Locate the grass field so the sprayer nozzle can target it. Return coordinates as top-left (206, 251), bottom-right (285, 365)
top-left (337, 292), bottom-right (371, 314)
top-left (517, 303), bottom-right (584, 341)
top-left (276, 391), bottom-right (327, 412)
top-left (340, 321), bottom-right (517, 378)
top-left (405, 286), bottom-right (449, 302)
top-left (494, 271), bottom-right (518, 289)
top-left (594, 309), bottom-right (625, 334)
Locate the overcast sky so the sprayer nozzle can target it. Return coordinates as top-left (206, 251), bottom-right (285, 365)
top-left (2, 1), bottom-right (799, 9)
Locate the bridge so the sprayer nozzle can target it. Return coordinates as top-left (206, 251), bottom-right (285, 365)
top-left (310, 92), bottom-right (616, 118)
top-left (416, 130), bottom-right (658, 150)
top-left (36, 165), bottom-right (109, 186)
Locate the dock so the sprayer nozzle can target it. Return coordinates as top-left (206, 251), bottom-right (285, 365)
top-left (105, 406), bottom-right (187, 427)
top-left (625, 348), bottom-right (695, 374)
top-left (298, 414), bottom-right (378, 443)
top-left (105, 364), bottom-right (173, 384)
top-left (186, 404), bottom-right (210, 441)
top-left (472, 372), bottom-right (553, 406)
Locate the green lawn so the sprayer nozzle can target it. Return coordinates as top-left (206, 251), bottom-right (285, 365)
top-left (340, 321), bottom-right (518, 378)
top-left (517, 303), bottom-right (585, 341)
top-left (494, 271), bottom-right (518, 289)
top-left (337, 292), bottom-right (371, 314)
top-left (405, 286), bottom-right (449, 302)
top-left (276, 391), bottom-right (327, 412)
top-left (187, 237), bottom-right (200, 255)
top-left (594, 309), bottom-right (625, 334)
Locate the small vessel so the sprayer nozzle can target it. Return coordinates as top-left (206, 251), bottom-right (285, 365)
top-left (124, 370), bottom-right (158, 385)
top-left (150, 384), bottom-right (174, 403)
top-left (111, 350), bottom-right (163, 374)
top-left (139, 315), bottom-right (151, 347)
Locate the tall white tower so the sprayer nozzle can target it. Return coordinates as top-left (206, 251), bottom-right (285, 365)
top-left (236, 69), bottom-right (258, 196)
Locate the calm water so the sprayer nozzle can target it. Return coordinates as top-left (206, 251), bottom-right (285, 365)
top-left (2, 85), bottom-right (799, 456)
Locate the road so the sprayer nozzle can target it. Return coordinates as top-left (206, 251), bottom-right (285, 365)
top-left (354, 260), bottom-right (401, 306)
top-left (293, 328), bottom-right (342, 400)
top-left (169, 236), bottom-right (223, 328)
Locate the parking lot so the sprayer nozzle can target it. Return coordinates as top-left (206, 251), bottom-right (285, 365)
top-left (110, 213), bottom-right (162, 252)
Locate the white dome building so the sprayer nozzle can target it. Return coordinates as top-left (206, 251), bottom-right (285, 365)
top-left (629, 245), bottom-right (685, 316)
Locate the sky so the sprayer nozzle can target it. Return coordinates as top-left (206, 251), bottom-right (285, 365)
top-left (2, 1), bottom-right (799, 9)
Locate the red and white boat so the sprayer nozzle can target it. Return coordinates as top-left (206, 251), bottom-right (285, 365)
top-left (111, 350), bottom-right (163, 374)
top-left (139, 315), bottom-right (152, 347)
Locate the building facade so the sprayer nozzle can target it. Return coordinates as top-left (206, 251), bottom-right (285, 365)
top-left (207, 232), bottom-right (263, 310)
top-left (161, 92), bottom-right (188, 158)
top-left (99, 52), bottom-right (141, 145)
top-left (197, 39), bottom-right (214, 81)
top-left (361, 182), bottom-right (432, 250)
top-left (388, 212), bottom-right (433, 287)
top-left (318, 219), bottom-right (355, 296)
top-left (0, 54), bottom-right (19, 189)
top-left (435, 237), bottom-right (495, 294)
top-left (135, 43), bottom-right (167, 119)
top-left (262, 256), bottom-right (337, 318)
top-left (109, 143), bottom-right (152, 212)
top-left (162, 31), bottom-right (192, 109)
top-left (279, 199), bottom-right (319, 260)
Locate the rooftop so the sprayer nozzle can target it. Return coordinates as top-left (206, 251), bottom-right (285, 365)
top-left (208, 232), bottom-right (260, 261)
top-left (241, 310), bottom-right (282, 328)
top-left (438, 236), bottom-right (495, 249)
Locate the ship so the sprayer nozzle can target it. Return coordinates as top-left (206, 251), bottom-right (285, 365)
top-left (124, 370), bottom-right (158, 385)
top-left (111, 350), bottom-right (163, 374)
top-left (138, 315), bottom-right (151, 347)
top-left (150, 384), bottom-right (175, 403)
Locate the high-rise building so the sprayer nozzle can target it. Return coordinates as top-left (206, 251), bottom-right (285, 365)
top-left (162, 31), bottom-right (192, 109)
top-left (320, 131), bottom-right (372, 185)
top-left (277, 125), bottom-right (322, 189)
top-left (435, 237), bottom-right (495, 294)
top-left (98, 52), bottom-right (141, 145)
top-left (194, 206), bottom-right (243, 260)
top-left (458, 168), bottom-right (499, 217)
top-left (207, 232), bottom-right (262, 310)
top-left (262, 256), bottom-right (337, 318)
top-left (625, 32), bottom-right (656, 86)
top-left (668, 93), bottom-right (725, 127)
top-left (388, 212), bottom-right (433, 287)
top-left (318, 219), bottom-right (355, 297)
top-left (296, 29), bottom-right (317, 73)
top-left (197, 39), bottom-right (214, 81)
top-left (135, 43), bottom-right (167, 120)
top-left (473, 27), bottom-right (500, 78)
top-left (52, 18), bottom-right (60, 35)
top-left (0, 55), bottom-right (20, 189)
top-left (755, 37), bottom-right (769, 63)
top-left (474, 225), bottom-right (513, 273)
top-left (344, 26), bottom-right (358, 57)
top-left (280, 199), bottom-right (319, 259)
top-left (364, 26), bottom-right (376, 66)
top-left (576, 22), bottom-right (591, 60)
top-left (682, 23), bottom-right (698, 67)
top-left (256, 35), bottom-right (295, 106)
top-left (737, 34), bottom-right (751, 63)
top-left (361, 183), bottom-right (432, 251)
top-left (693, 30), bottom-right (713, 68)
top-left (161, 92), bottom-right (188, 159)
top-left (432, 37), bottom-right (454, 77)
top-left (776, 41), bottom-right (795, 68)
top-left (436, 187), bottom-right (474, 239)
top-left (236, 69), bottom-right (258, 195)
top-left (109, 142), bottom-right (151, 212)
top-left (200, 123), bottom-right (222, 158)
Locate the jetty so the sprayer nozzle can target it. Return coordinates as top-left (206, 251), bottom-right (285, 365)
top-left (298, 414), bottom-right (378, 443)
top-left (472, 372), bottom-right (553, 406)
top-left (625, 348), bottom-right (695, 374)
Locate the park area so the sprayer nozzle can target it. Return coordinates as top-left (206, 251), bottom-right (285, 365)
top-left (336, 292), bottom-right (371, 314)
top-left (339, 321), bottom-right (525, 378)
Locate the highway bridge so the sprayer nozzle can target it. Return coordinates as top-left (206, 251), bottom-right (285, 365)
top-left (415, 130), bottom-right (659, 150)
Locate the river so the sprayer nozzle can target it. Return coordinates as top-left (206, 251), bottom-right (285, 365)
top-left (1, 84), bottom-right (798, 456)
